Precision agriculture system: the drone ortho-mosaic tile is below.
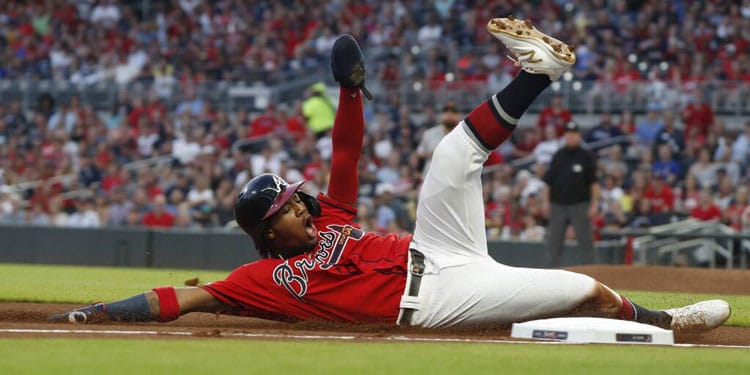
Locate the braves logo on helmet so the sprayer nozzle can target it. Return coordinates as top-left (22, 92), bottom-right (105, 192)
top-left (261, 175), bottom-right (285, 196)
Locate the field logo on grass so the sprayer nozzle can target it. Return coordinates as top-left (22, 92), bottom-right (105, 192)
top-left (273, 224), bottom-right (363, 300)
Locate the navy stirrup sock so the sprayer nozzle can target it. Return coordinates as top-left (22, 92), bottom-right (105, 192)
top-left (464, 71), bottom-right (551, 150)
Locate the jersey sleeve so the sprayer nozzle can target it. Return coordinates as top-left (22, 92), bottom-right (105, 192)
top-left (317, 192), bottom-right (357, 223)
top-left (200, 263), bottom-right (298, 322)
top-left (327, 87), bottom-right (364, 206)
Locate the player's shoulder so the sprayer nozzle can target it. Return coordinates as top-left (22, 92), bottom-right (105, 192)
top-left (317, 193), bottom-right (357, 215)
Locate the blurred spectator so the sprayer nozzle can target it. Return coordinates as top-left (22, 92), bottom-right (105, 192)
top-left (0, 186), bottom-right (23, 224)
top-left (585, 113), bottom-right (625, 147)
top-left (417, 13), bottom-right (442, 49)
top-left (416, 102), bottom-right (460, 174)
top-left (635, 103), bottom-right (664, 146)
top-left (643, 175), bottom-right (675, 221)
top-left (652, 144), bottom-right (682, 184)
top-left (730, 122), bottom-right (750, 166)
top-left (683, 92), bottom-right (714, 140)
top-left (724, 186), bottom-right (749, 231)
top-left (536, 95), bottom-right (571, 137)
top-left (187, 176), bottom-right (216, 226)
top-left (90, 0), bottom-right (121, 28)
top-left (601, 198), bottom-right (628, 231)
top-left (172, 127), bottom-right (203, 165)
top-left (78, 156), bottom-right (102, 188)
top-left (27, 201), bottom-right (50, 226)
top-left (142, 194), bottom-right (175, 228)
top-left (715, 177), bottom-right (734, 210)
top-left (653, 112), bottom-right (685, 159)
top-left (374, 185), bottom-right (397, 232)
top-left (532, 125), bottom-right (561, 165)
top-left (67, 198), bottom-right (101, 227)
top-left (519, 215), bottom-right (545, 242)
top-left (106, 188), bottom-right (132, 226)
top-left (691, 189), bottom-right (722, 221)
top-left (506, 127), bottom-right (540, 161)
top-left (175, 88), bottom-right (204, 118)
top-left (247, 103), bottom-right (282, 140)
top-left (688, 148), bottom-right (718, 190)
top-left (376, 153), bottom-right (401, 186)
top-left (629, 198), bottom-right (658, 229)
top-left (302, 83), bottom-right (335, 138)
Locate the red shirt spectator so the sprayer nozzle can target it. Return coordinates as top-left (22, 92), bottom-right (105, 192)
top-left (286, 115), bottom-right (308, 142)
top-left (101, 165), bottom-right (125, 194)
top-left (690, 190), bottom-right (721, 221)
top-left (142, 210), bottom-right (175, 228)
top-left (691, 204), bottom-right (721, 221)
top-left (142, 195), bottom-right (175, 228)
top-left (683, 96), bottom-right (714, 138)
top-left (536, 95), bottom-right (572, 137)
top-left (247, 104), bottom-right (282, 139)
top-left (643, 178), bottom-right (674, 213)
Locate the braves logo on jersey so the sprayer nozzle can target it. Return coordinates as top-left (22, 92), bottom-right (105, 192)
top-left (272, 224), bottom-right (364, 300)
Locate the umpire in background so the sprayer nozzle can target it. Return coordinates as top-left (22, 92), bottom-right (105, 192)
top-left (542, 121), bottom-right (599, 267)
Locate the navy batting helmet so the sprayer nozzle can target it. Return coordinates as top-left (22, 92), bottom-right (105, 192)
top-left (234, 174), bottom-right (304, 233)
top-left (234, 173), bottom-right (320, 257)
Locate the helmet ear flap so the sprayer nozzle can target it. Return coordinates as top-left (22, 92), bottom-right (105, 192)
top-left (298, 191), bottom-right (321, 217)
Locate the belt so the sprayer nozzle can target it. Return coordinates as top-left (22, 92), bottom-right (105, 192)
top-left (399, 248), bottom-right (425, 326)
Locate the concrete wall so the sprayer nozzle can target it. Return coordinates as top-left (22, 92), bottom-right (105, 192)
top-left (0, 225), bottom-right (624, 270)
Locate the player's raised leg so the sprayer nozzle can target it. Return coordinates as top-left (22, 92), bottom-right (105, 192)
top-left (410, 17), bottom-right (574, 265)
top-left (484, 16), bottom-right (731, 332)
top-left (410, 16), bottom-right (730, 332)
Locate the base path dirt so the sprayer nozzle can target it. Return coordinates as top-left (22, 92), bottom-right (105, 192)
top-left (1, 265), bottom-right (748, 346)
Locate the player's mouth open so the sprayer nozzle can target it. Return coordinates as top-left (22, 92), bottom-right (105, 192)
top-left (305, 216), bottom-right (317, 238)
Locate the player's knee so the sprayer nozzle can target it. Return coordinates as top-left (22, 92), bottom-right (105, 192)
top-left (591, 282), bottom-right (622, 315)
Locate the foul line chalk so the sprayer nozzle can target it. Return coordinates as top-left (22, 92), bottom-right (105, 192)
top-left (0, 328), bottom-right (747, 349)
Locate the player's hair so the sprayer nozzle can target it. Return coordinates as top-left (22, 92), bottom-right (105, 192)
top-left (250, 220), bottom-right (273, 259)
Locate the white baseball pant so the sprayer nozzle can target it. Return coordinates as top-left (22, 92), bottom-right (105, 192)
top-left (400, 123), bottom-right (598, 327)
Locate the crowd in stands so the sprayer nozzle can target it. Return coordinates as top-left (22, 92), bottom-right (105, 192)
top-left (2, 1), bottom-right (750, 86)
top-left (0, 0), bottom-right (749, 242)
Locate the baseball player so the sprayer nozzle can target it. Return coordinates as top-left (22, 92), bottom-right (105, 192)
top-left (53, 18), bottom-right (730, 332)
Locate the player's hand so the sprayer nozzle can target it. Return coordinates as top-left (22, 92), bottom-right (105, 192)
top-left (331, 34), bottom-right (373, 99)
top-left (50, 303), bottom-right (106, 324)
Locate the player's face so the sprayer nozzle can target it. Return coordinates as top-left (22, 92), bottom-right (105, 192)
top-left (266, 193), bottom-right (318, 257)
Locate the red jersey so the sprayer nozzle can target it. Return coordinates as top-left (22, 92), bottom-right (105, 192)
top-left (643, 185), bottom-right (674, 213)
top-left (537, 107), bottom-right (572, 137)
top-left (202, 194), bottom-right (411, 323)
top-left (142, 211), bottom-right (175, 228)
top-left (691, 205), bottom-right (721, 221)
top-left (683, 102), bottom-right (714, 138)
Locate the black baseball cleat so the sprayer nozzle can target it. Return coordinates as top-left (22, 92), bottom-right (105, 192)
top-left (330, 34), bottom-right (373, 100)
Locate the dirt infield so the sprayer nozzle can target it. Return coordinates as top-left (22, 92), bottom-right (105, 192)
top-left (1, 265), bottom-right (748, 346)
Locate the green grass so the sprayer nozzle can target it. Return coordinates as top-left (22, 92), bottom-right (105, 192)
top-left (0, 263), bottom-right (228, 303)
top-left (0, 339), bottom-right (748, 375)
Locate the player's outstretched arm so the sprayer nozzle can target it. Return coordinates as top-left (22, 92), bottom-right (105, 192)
top-left (326, 35), bottom-right (368, 206)
top-left (50, 286), bottom-right (225, 324)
